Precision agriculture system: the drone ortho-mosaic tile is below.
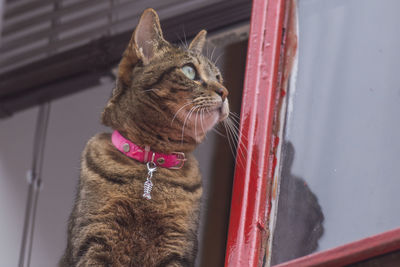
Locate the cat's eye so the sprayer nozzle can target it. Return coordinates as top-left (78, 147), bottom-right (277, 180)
top-left (181, 65), bottom-right (197, 80)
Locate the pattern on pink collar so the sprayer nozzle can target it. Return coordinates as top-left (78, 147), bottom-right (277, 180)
top-left (111, 130), bottom-right (186, 169)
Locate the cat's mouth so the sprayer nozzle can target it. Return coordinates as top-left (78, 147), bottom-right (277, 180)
top-left (203, 100), bottom-right (229, 123)
top-left (218, 99), bottom-right (229, 122)
top-left (204, 101), bottom-right (229, 121)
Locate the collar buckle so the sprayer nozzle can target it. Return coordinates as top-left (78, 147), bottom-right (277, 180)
top-left (170, 152), bottom-right (186, 169)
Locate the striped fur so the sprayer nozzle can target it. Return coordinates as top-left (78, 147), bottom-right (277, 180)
top-left (60, 8), bottom-right (229, 267)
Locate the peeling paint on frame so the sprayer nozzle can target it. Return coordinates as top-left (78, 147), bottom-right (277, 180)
top-left (265, 0), bottom-right (299, 266)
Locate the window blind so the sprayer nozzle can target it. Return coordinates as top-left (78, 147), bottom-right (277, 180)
top-left (0, 0), bottom-right (222, 74)
top-left (0, 0), bottom-right (251, 118)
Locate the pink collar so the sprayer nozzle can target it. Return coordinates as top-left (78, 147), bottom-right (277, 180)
top-left (111, 130), bottom-right (186, 169)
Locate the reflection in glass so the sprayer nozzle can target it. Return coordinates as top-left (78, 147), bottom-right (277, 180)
top-left (271, 142), bottom-right (324, 265)
top-left (272, 0), bottom-right (400, 264)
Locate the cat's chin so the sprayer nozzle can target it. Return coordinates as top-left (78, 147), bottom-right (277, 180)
top-left (194, 109), bottom-right (230, 143)
top-left (218, 100), bottom-right (230, 122)
top-left (178, 100), bottom-right (229, 143)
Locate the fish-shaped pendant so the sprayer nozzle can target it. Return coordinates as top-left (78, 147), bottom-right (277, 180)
top-left (143, 162), bottom-right (157, 200)
top-left (143, 179), bottom-right (153, 200)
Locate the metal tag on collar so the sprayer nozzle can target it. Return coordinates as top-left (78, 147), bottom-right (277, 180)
top-left (143, 161), bottom-right (157, 200)
top-left (143, 153), bottom-right (157, 200)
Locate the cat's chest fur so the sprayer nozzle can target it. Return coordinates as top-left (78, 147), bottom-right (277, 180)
top-left (63, 133), bottom-right (202, 266)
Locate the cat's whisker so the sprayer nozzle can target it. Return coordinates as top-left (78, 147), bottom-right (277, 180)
top-left (211, 124), bottom-right (226, 137)
top-left (180, 108), bottom-right (192, 143)
top-left (225, 119), bottom-right (246, 169)
top-left (200, 108), bottom-right (207, 138)
top-left (224, 113), bottom-right (248, 145)
top-left (229, 111), bottom-right (241, 120)
top-left (225, 117), bottom-right (249, 167)
top-left (228, 113), bottom-right (241, 125)
top-left (171, 101), bottom-right (193, 125)
top-left (194, 109), bottom-right (199, 140)
top-left (193, 96), bottom-right (219, 103)
top-left (212, 128), bottom-right (226, 137)
top-left (204, 108), bottom-right (213, 118)
top-left (210, 46), bottom-right (216, 62)
top-left (228, 121), bottom-right (241, 144)
top-left (206, 43), bottom-right (210, 59)
top-left (182, 28), bottom-right (188, 49)
top-left (230, 129), bottom-right (244, 160)
top-left (224, 119), bottom-right (238, 152)
top-left (180, 106), bottom-right (197, 143)
top-left (214, 52), bottom-right (225, 66)
top-left (175, 32), bottom-right (187, 49)
top-left (226, 118), bottom-right (242, 149)
top-left (226, 115), bottom-right (240, 132)
top-left (192, 98), bottom-right (222, 110)
top-left (227, 115), bottom-right (248, 142)
top-left (194, 100), bottom-right (221, 105)
top-left (223, 120), bottom-right (240, 167)
top-left (194, 96), bottom-right (219, 101)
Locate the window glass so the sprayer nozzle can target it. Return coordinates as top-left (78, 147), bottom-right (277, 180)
top-left (272, 0), bottom-right (400, 264)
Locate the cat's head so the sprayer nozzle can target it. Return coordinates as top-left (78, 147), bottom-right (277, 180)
top-left (102, 8), bottom-right (229, 152)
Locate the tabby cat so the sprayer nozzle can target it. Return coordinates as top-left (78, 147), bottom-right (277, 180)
top-left (60, 8), bottom-right (229, 267)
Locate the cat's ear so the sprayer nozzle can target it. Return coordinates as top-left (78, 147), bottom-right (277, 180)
top-left (189, 30), bottom-right (207, 54)
top-left (130, 8), bottom-right (167, 64)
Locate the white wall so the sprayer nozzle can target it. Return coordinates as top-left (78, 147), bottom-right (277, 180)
top-left (0, 80), bottom-right (216, 266)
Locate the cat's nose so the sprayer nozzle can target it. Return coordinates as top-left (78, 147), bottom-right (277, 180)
top-left (214, 86), bottom-right (228, 102)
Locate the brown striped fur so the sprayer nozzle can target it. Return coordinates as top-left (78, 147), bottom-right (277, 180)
top-left (60, 8), bottom-right (229, 267)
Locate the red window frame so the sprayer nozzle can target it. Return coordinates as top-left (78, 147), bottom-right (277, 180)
top-left (274, 228), bottom-right (400, 267)
top-left (224, 0), bottom-right (400, 266)
top-left (225, 0), bottom-right (286, 265)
